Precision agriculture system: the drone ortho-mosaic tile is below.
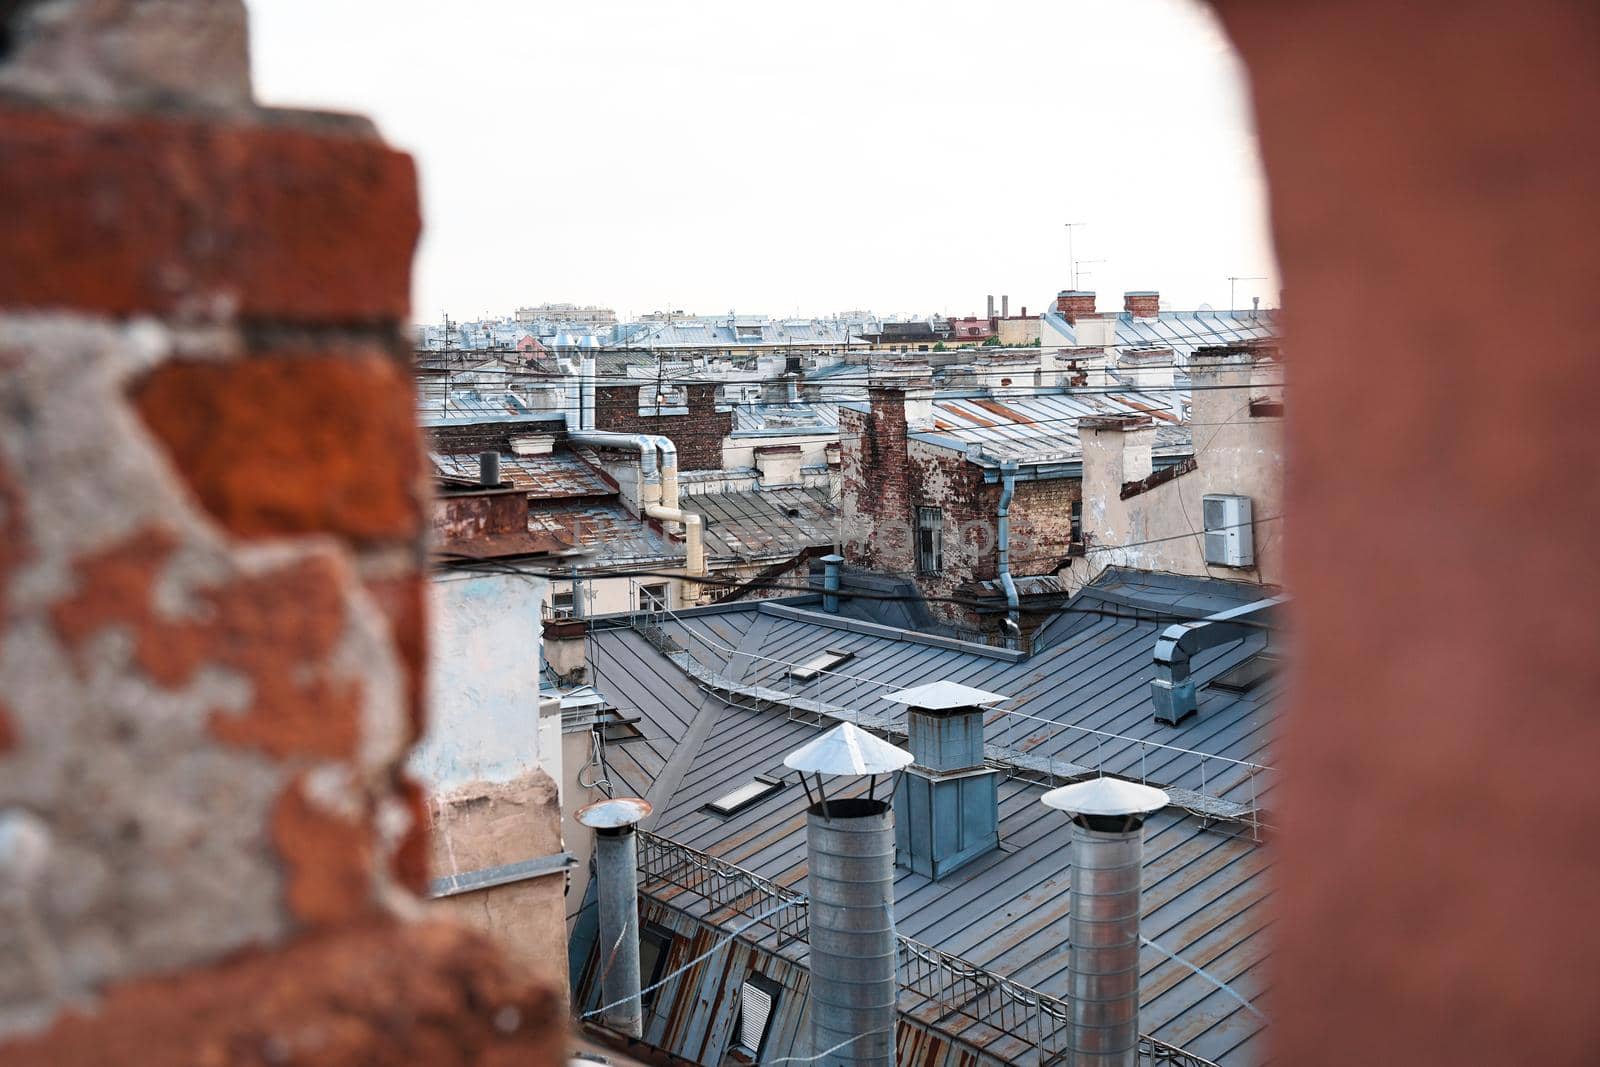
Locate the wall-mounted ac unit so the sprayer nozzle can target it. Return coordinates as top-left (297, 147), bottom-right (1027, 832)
top-left (1202, 494), bottom-right (1254, 567)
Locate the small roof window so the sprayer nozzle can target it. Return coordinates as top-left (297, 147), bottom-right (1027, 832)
top-left (1209, 652), bottom-right (1281, 694)
top-left (705, 775), bottom-right (785, 817)
top-left (787, 648), bottom-right (854, 682)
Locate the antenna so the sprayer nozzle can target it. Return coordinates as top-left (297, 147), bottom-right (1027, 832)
top-left (1064, 222), bottom-right (1087, 289)
top-left (1075, 259), bottom-right (1106, 287)
top-left (1228, 276), bottom-right (1267, 313)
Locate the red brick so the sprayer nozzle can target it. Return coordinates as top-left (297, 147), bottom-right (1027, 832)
top-left (363, 573), bottom-right (428, 745)
top-left (593, 383), bottom-right (732, 471)
top-left (131, 354), bottom-right (424, 543)
top-left (0, 107), bottom-right (418, 322)
top-left (0, 919), bottom-right (566, 1067)
top-left (272, 774), bottom-right (377, 928)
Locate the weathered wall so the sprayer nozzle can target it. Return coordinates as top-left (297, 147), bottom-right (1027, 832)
top-left (593, 382), bottom-right (732, 470)
top-left (0, 1), bottom-right (563, 1060)
top-left (1209, 0), bottom-right (1600, 1064)
top-left (841, 388), bottom-right (1081, 627)
top-left (1062, 351), bottom-right (1284, 592)
top-left (416, 572), bottom-right (550, 793)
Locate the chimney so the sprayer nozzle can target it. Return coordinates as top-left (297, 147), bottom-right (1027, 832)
top-left (1040, 779), bottom-right (1169, 1067)
top-left (1021, 305), bottom-right (1028, 317)
top-left (1056, 290), bottom-right (1097, 324)
top-left (575, 796), bottom-right (654, 1039)
top-left (1123, 291), bottom-right (1160, 318)
top-left (1001, 294), bottom-right (1010, 318)
top-left (478, 450), bottom-right (500, 487)
top-left (820, 553), bottom-right (844, 613)
top-left (1187, 346), bottom-right (1255, 433)
top-left (784, 723), bottom-right (914, 1067)
top-left (1079, 414), bottom-right (1155, 493)
top-left (986, 294), bottom-right (996, 320)
top-left (883, 681), bottom-right (1005, 878)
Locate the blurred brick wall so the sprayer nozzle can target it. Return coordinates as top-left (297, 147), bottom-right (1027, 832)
top-left (0, 1), bottom-right (564, 1062)
top-left (1212, 0), bottom-right (1600, 1062)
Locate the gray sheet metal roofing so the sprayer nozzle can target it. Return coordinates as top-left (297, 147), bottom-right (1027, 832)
top-left (582, 569), bottom-right (1280, 1064)
top-left (921, 391), bottom-right (1193, 464)
top-left (693, 486), bottom-right (838, 562)
top-left (1044, 308), bottom-right (1278, 357)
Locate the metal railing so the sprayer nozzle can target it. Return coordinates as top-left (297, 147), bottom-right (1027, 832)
top-left (633, 603), bottom-right (1270, 831)
top-left (635, 830), bottom-right (1219, 1067)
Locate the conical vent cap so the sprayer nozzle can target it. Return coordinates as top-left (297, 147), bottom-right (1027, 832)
top-left (880, 680), bottom-right (1009, 709)
top-left (784, 722), bottom-right (914, 777)
top-left (1040, 778), bottom-right (1170, 817)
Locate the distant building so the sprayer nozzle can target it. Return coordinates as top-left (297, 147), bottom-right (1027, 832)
top-left (516, 302), bottom-right (618, 327)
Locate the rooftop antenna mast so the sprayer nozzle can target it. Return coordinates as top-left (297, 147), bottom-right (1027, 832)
top-left (1228, 276), bottom-right (1267, 313)
top-left (1064, 222), bottom-right (1087, 289)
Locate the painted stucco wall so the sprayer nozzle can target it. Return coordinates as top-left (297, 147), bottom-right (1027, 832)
top-left (414, 571), bottom-right (548, 793)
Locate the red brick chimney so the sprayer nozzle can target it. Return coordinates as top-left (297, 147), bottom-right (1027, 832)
top-left (1124, 291), bottom-right (1160, 318)
top-left (1056, 290), bottom-right (1097, 324)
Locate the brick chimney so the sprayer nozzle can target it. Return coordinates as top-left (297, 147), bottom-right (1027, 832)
top-left (1056, 290), bottom-right (1097, 324)
top-left (1124, 291), bottom-right (1160, 318)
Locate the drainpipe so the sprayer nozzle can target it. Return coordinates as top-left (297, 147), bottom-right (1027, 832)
top-left (996, 461), bottom-right (1021, 640)
top-left (580, 355), bottom-right (597, 431)
top-left (821, 553), bottom-right (844, 613)
top-left (576, 796), bottom-right (654, 1039)
top-left (1040, 779), bottom-right (1169, 1067)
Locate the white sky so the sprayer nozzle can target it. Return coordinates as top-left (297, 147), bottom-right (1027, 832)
top-left (248, 0), bottom-right (1279, 324)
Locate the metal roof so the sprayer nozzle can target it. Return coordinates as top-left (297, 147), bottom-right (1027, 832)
top-left (692, 486), bottom-right (837, 563)
top-left (919, 391), bottom-right (1192, 464)
top-left (581, 568), bottom-right (1280, 1063)
top-left (1042, 308), bottom-right (1278, 358)
top-left (430, 450), bottom-right (613, 500)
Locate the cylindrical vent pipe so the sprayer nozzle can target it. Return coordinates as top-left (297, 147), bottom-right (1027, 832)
top-left (478, 450), bottom-right (500, 487)
top-left (806, 799), bottom-right (897, 1067)
top-left (1040, 779), bottom-right (1168, 1067)
top-left (821, 553), bottom-right (844, 613)
top-left (577, 797), bottom-right (654, 1039)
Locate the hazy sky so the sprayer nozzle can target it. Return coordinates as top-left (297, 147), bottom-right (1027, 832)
top-left (248, 0), bottom-right (1279, 323)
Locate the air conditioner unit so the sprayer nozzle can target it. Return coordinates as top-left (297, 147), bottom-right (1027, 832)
top-left (1202, 494), bottom-right (1254, 567)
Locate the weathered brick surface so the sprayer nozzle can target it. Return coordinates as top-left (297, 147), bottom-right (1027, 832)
top-left (0, 107), bottom-right (419, 321)
top-left (842, 388), bottom-right (1080, 629)
top-left (272, 773), bottom-right (379, 928)
top-left (132, 354), bottom-right (424, 543)
top-left (593, 382), bottom-right (732, 470)
top-left (0, 920), bottom-right (566, 1067)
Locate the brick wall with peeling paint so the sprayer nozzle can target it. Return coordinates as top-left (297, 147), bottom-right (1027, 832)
top-left (0, 1), bottom-right (564, 1062)
top-left (841, 388), bottom-right (1082, 629)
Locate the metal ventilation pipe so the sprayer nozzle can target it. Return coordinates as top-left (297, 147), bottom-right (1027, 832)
top-left (820, 553), bottom-right (844, 613)
top-left (576, 797), bottom-right (654, 1039)
top-left (785, 724), bottom-right (913, 1067)
top-left (478, 450), bottom-right (500, 487)
top-left (1040, 779), bottom-right (1169, 1067)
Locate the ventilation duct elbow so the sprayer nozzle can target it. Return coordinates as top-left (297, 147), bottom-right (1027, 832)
top-left (1150, 596), bottom-right (1285, 725)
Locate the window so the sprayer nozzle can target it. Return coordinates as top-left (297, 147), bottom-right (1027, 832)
top-left (1210, 652), bottom-right (1281, 694)
top-left (1070, 500), bottom-right (1083, 544)
top-left (737, 974), bottom-right (783, 1057)
top-left (638, 924), bottom-right (675, 1008)
top-left (639, 583), bottom-right (670, 612)
top-left (916, 506), bottom-right (943, 575)
top-left (787, 648), bottom-right (855, 681)
top-left (705, 775), bottom-right (785, 817)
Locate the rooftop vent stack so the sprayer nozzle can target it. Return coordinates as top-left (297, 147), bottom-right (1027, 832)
top-left (576, 797), bottom-right (654, 1039)
top-left (784, 724), bottom-right (914, 1067)
top-left (1001, 294), bottom-right (1010, 318)
top-left (478, 450), bottom-right (500, 487)
top-left (821, 553), bottom-right (844, 613)
top-left (987, 294), bottom-right (996, 320)
top-left (1040, 779), bottom-right (1170, 1067)
top-left (881, 682), bottom-right (1006, 878)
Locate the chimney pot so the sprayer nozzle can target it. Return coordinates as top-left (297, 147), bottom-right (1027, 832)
top-left (478, 451), bottom-right (500, 487)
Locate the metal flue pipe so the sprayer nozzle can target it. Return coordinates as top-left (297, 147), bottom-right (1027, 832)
top-left (784, 724), bottom-right (913, 1067)
top-left (1040, 779), bottom-right (1169, 1067)
top-left (576, 796), bottom-right (654, 1039)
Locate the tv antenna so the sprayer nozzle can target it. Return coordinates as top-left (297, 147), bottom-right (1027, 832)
top-left (1228, 276), bottom-right (1267, 313)
top-left (1064, 222), bottom-right (1089, 289)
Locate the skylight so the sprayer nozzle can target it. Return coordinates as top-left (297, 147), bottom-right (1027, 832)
top-left (705, 775), bottom-right (785, 817)
top-left (787, 648), bottom-right (854, 682)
